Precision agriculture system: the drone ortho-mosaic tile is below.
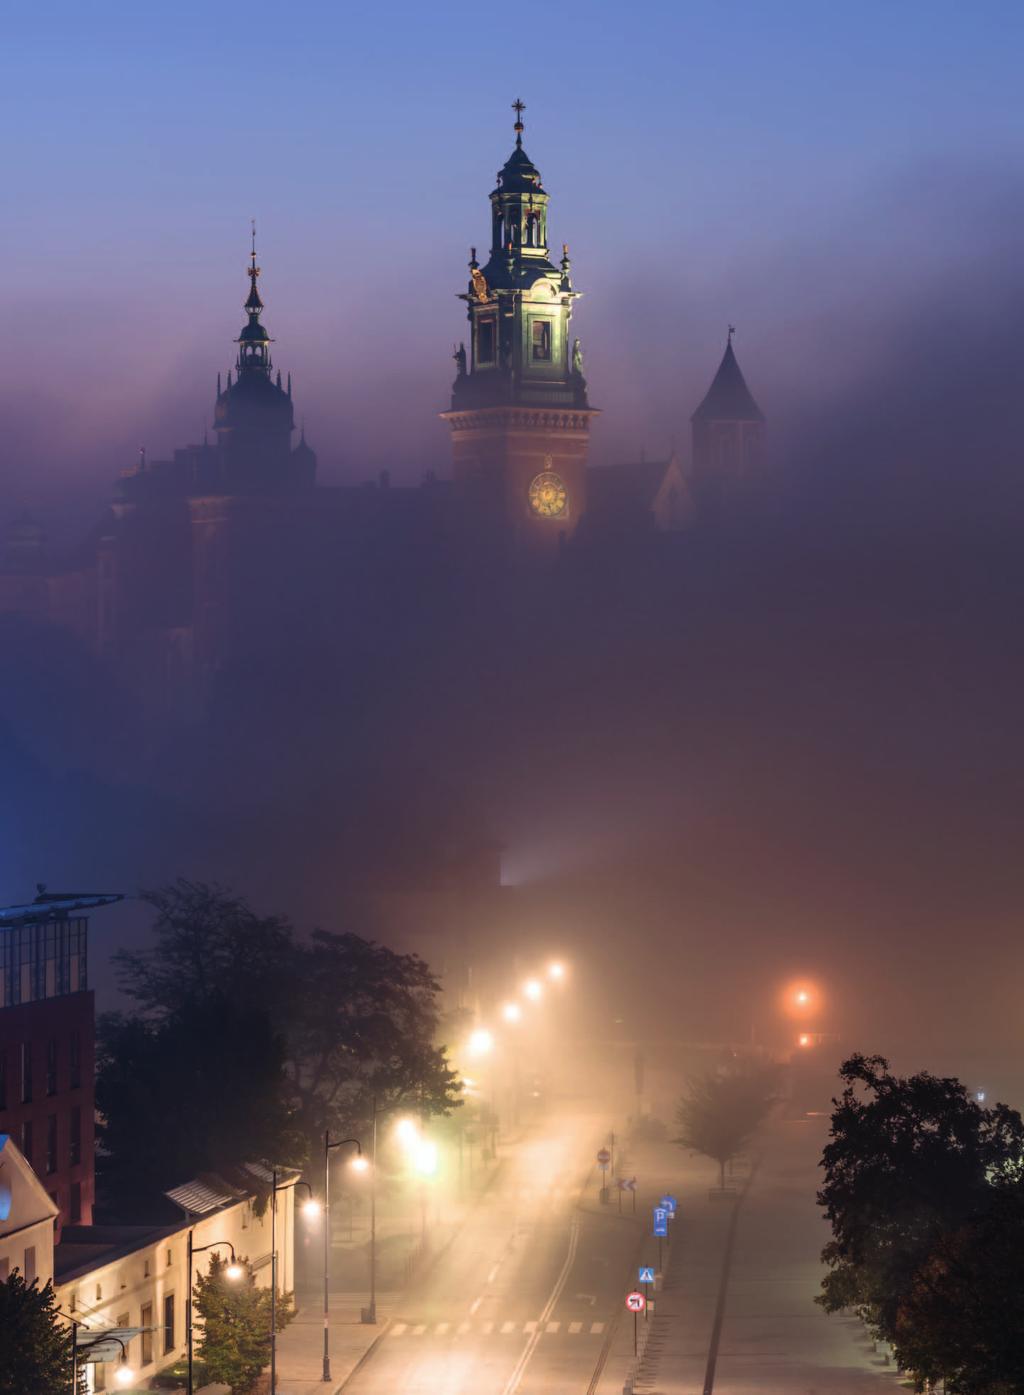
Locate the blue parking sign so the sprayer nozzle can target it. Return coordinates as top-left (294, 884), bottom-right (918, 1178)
top-left (660, 1194), bottom-right (677, 1214)
top-left (638, 1266), bottom-right (655, 1283)
top-left (653, 1206), bottom-right (668, 1237)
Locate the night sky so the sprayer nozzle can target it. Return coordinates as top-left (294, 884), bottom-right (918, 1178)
top-left (3, 3), bottom-right (1024, 1078)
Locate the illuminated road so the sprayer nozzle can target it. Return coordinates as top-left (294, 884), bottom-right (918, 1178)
top-left (342, 1111), bottom-right (641, 1395)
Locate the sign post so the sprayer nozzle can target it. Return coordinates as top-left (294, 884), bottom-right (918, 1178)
top-left (653, 1205), bottom-right (668, 1271)
top-left (597, 1147), bottom-right (611, 1205)
top-left (625, 1290), bottom-right (646, 1354)
top-left (638, 1265), bottom-right (655, 1319)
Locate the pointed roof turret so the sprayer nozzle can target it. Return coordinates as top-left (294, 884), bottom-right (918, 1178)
top-left (496, 98), bottom-right (545, 193)
top-left (692, 329), bottom-right (764, 423)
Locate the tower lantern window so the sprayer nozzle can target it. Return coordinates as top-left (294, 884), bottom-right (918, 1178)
top-left (531, 320), bottom-right (552, 361)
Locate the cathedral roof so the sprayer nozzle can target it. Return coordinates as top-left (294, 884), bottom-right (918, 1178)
top-left (496, 140), bottom-right (546, 194)
top-left (692, 338), bottom-right (764, 423)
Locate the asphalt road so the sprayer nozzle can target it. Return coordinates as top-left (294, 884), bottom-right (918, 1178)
top-left (342, 1110), bottom-right (641, 1395)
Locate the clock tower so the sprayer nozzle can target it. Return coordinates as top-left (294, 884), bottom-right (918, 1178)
top-left (441, 102), bottom-right (597, 551)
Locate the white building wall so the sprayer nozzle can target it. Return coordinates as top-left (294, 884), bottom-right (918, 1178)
top-left (57, 1182), bottom-right (297, 1389)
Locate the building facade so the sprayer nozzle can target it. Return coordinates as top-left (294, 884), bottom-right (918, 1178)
top-left (0, 891), bottom-right (123, 1235)
top-left (442, 102), bottom-right (597, 553)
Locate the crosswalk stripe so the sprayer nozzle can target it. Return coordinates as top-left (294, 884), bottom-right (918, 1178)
top-left (435, 1323), bottom-right (449, 1335)
top-left (590, 1322), bottom-right (605, 1334)
top-left (456, 1321), bottom-right (471, 1334)
top-left (482, 1321), bottom-right (494, 1334)
top-left (412, 1324), bottom-right (426, 1336)
top-left (391, 1323), bottom-right (407, 1336)
top-left (524, 1320), bottom-right (538, 1333)
top-left (546, 1321), bottom-right (560, 1333)
top-left (501, 1321), bottom-right (515, 1334)
top-left (569, 1321), bottom-right (582, 1334)
top-left (390, 1317), bottom-right (604, 1339)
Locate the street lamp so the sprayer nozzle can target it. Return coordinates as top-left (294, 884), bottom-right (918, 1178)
top-left (547, 961), bottom-right (566, 981)
top-left (271, 1174), bottom-right (314, 1395)
top-left (320, 1134), bottom-right (362, 1382)
top-left (523, 979), bottom-right (543, 1002)
top-left (186, 1236), bottom-right (242, 1395)
top-left (69, 1324), bottom-right (138, 1394)
top-left (467, 1027), bottom-right (494, 1056)
top-left (502, 1002), bottom-right (522, 1023)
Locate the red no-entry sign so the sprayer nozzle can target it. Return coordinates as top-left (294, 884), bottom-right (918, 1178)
top-left (597, 1148), bottom-right (611, 1168)
top-left (625, 1291), bottom-right (646, 1313)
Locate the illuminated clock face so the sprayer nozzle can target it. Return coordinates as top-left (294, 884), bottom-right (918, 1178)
top-left (528, 471), bottom-right (568, 519)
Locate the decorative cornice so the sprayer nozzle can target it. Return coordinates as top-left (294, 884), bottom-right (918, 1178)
top-left (441, 406), bottom-right (599, 433)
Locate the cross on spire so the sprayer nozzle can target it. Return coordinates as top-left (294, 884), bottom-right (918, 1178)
top-left (249, 219), bottom-right (260, 280)
top-left (728, 324), bottom-right (736, 343)
top-left (512, 97), bottom-right (525, 144)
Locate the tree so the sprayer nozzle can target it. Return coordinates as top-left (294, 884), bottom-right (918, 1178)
top-left (96, 994), bottom-right (303, 1211)
top-left (891, 1182), bottom-right (1024, 1394)
top-left (194, 1253), bottom-right (294, 1395)
top-left (107, 881), bottom-right (460, 1192)
top-left (0, 1270), bottom-right (76, 1395)
top-left (674, 1057), bottom-right (782, 1188)
top-left (816, 1054), bottom-right (1024, 1347)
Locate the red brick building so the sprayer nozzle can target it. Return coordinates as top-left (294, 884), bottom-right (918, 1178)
top-left (0, 891), bottom-right (122, 1237)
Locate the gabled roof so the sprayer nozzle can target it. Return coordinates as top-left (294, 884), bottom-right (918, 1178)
top-left (692, 339), bottom-right (764, 423)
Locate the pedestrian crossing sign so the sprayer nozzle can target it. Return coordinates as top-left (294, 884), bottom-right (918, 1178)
top-left (638, 1266), bottom-right (655, 1283)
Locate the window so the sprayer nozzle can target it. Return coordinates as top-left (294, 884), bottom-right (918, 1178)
top-left (144, 1258), bottom-right (150, 1278)
top-left (476, 318), bottom-right (496, 365)
top-left (69, 1032), bottom-right (81, 1090)
top-left (21, 1119), bottom-right (33, 1163)
top-left (531, 319), bottom-right (552, 361)
top-left (141, 1303), bottom-right (153, 1366)
top-left (46, 1115), bottom-right (57, 1174)
top-left (70, 1182), bottom-right (82, 1222)
top-left (70, 1106), bottom-right (81, 1166)
top-left (166, 1247), bottom-right (172, 1268)
top-left (46, 1039), bottom-right (57, 1095)
top-left (164, 1293), bottom-right (175, 1353)
top-left (96, 1284), bottom-right (103, 1302)
top-left (20, 1042), bottom-right (31, 1103)
top-left (24, 1246), bottom-right (36, 1284)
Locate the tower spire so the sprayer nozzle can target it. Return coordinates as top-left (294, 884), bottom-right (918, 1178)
top-left (512, 97), bottom-right (525, 147)
top-left (236, 221), bottom-right (272, 374)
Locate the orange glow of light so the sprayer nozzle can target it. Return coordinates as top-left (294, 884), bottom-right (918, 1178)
top-left (798, 1033), bottom-right (812, 1048)
top-left (781, 980), bottom-right (821, 1018)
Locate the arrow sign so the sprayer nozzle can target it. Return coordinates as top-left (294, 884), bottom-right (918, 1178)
top-left (660, 1194), bottom-right (677, 1214)
top-left (653, 1206), bottom-right (668, 1237)
top-left (625, 1176), bottom-right (637, 1191)
top-left (638, 1266), bottom-right (655, 1284)
top-left (625, 1291), bottom-right (646, 1313)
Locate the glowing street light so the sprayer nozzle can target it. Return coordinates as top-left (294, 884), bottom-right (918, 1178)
top-left (547, 961), bottom-right (566, 981)
top-left (502, 1001), bottom-right (522, 1023)
top-left (350, 1153), bottom-right (370, 1173)
top-left (798, 1033), bottom-right (812, 1048)
top-left (394, 1116), bottom-right (420, 1149)
top-left (225, 1261), bottom-right (244, 1281)
top-left (302, 1196), bottom-right (322, 1220)
top-left (114, 1359), bottom-right (137, 1387)
top-left (523, 978), bottom-right (543, 1002)
top-left (412, 1138), bottom-right (439, 1177)
top-left (468, 1027), bottom-right (495, 1056)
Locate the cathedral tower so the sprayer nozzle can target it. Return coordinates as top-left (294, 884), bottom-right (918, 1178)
top-left (441, 102), bottom-right (597, 550)
top-left (691, 329), bottom-right (765, 498)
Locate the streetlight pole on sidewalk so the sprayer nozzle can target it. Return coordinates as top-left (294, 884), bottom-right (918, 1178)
top-left (321, 1134), bottom-right (363, 1382)
top-left (271, 1173), bottom-right (315, 1395)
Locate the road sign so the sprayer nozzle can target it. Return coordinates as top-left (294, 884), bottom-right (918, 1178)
top-left (660, 1194), bottom-right (677, 1214)
top-left (597, 1148), bottom-right (611, 1168)
top-left (653, 1206), bottom-right (668, 1237)
top-left (623, 1176), bottom-right (637, 1191)
top-left (638, 1266), bottom-right (655, 1284)
top-left (625, 1291), bottom-right (646, 1313)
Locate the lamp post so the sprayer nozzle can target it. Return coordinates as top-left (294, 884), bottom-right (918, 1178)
top-left (321, 1135), bottom-right (362, 1382)
top-left (271, 1173), bottom-right (314, 1395)
top-left (187, 1236), bottom-right (242, 1395)
top-left (72, 1329), bottom-right (136, 1391)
